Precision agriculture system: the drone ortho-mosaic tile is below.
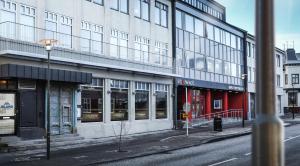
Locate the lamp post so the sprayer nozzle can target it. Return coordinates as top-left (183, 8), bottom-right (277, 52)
top-left (241, 74), bottom-right (247, 128)
top-left (39, 39), bottom-right (57, 160)
top-left (292, 81), bottom-right (295, 119)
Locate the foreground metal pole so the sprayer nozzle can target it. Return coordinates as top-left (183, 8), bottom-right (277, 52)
top-left (252, 0), bottom-right (284, 166)
top-left (46, 50), bottom-right (51, 160)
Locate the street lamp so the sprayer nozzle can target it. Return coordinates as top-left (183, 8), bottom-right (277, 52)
top-left (241, 74), bottom-right (247, 128)
top-left (39, 39), bottom-right (57, 160)
top-left (291, 80), bottom-right (296, 119)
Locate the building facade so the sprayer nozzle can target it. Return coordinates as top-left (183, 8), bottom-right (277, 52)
top-left (0, 0), bottom-right (174, 139)
top-left (283, 48), bottom-right (300, 114)
top-left (246, 35), bottom-right (285, 119)
top-left (173, 0), bottom-right (248, 126)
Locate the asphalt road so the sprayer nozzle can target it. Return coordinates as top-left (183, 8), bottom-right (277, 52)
top-left (102, 124), bottom-right (300, 166)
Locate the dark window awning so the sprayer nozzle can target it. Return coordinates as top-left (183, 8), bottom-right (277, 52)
top-left (0, 64), bottom-right (92, 84)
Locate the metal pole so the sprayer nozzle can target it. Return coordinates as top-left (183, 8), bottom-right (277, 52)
top-left (292, 83), bottom-right (295, 119)
top-left (253, 0), bottom-right (284, 166)
top-left (242, 92), bottom-right (245, 128)
top-left (185, 87), bottom-right (188, 136)
top-left (46, 50), bottom-right (51, 160)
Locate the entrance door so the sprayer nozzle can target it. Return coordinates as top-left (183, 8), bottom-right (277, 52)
top-left (50, 85), bottom-right (73, 135)
top-left (20, 91), bottom-right (37, 127)
top-left (0, 93), bottom-right (15, 135)
top-left (61, 87), bottom-right (72, 134)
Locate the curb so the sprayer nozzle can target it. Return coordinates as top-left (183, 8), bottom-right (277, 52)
top-left (85, 130), bottom-right (252, 166)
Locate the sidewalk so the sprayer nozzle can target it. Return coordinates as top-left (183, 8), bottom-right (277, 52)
top-left (0, 121), bottom-right (252, 166)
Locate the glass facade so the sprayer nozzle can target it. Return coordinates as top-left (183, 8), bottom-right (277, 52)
top-left (176, 10), bottom-right (243, 86)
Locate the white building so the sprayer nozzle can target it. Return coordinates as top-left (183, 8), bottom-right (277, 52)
top-left (246, 35), bottom-right (285, 119)
top-left (283, 48), bottom-right (300, 114)
top-left (0, 0), bottom-right (174, 139)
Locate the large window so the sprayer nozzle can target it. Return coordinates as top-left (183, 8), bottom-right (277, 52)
top-left (176, 10), bottom-right (182, 28)
top-left (59, 15), bottom-right (72, 48)
top-left (288, 92), bottom-right (298, 106)
top-left (291, 74), bottom-right (299, 84)
top-left (135, 82), bottom-right (150, 120)
top-left (154, 41), bottom-right (168, 65)
top-left (276, 74), bottom-right (281, 87)
top-left (134, 36), bottom-right (150, 62)
top-left (135, 0), bottom-right (150, 21)
top-left (111, 80), bottom-right (129, 121)
top-left (276, 54), bottom-right (281, 67)
top-left (111, 0), bottom-right (129, 14)
top-left (0, 0), bottom-right (16, 39)
top-left (81, 78), bottom-right (104, 122)
top-left (154, 1), bottom-right (168, 27)
top-left (110, 29), bottom-right (128, 59)
top-left (80, 21), bottom-right (103, 54)
top-left (20, 4), bottom-right (35, 42)
top-left (155, 84), bottom-right (168, 119)
top-left (207, 57), bottom-right (214, 73)
top-left (45, 12), bottom-right (72, 49)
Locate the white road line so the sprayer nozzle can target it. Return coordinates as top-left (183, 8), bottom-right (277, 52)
top-left (208, 158), bottom-right (238, 166)
top-left (284, 135), bottom-right (300, 142)
top-left (244, 152), bottom-right (252, 156)
top-left (160, 135), bottom-right (182, 142)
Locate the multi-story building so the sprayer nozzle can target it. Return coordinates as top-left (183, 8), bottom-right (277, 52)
top-left (283, 48), bottom-right (300, 114)
top-left (246, 34), bottom-right (285, 119)
top-left (173, 0), bottom-right (248, 126)
top-left (0, 0), bottom-right (174, 138)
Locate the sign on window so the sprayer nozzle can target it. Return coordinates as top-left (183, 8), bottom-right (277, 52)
top-left (0, 94), bottom-right (15, 117)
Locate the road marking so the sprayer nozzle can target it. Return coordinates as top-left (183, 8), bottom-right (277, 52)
top-left (208, 158), bottom-right (238, 166)
top-left (244, 152), bottom-right (252, 156)
top-left (160, 135), bottom-right (182, 142)
top-left (284, 135), bottom-right (300, 142)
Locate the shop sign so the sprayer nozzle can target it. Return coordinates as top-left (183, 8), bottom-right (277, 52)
top-left (177, 79), bottom-right (195, 86)
top-left (0, 94), bottom-right (15, 116)
top-left (228, 85), bottom-right (244, 91)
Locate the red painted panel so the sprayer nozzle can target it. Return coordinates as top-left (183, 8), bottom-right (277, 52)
top-left (205, 90), bottom-right (211, 116)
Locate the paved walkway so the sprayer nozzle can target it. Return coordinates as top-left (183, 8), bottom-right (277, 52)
top-left (0, 122), bottom-right (252, 166)
top-left (1, 117), bottom-right (298, 166)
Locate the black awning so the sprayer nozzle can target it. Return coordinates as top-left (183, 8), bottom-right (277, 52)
top-left (0, 64), bottom-right (92, 84)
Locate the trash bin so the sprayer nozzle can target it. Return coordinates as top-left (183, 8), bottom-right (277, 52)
top-left (213, 117), bottom-right (222, 132)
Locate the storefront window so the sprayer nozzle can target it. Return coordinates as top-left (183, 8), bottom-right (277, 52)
top-left (288, 92), bottom-right (298, 106)
top-left (135, 82), bottom-right (150, 120)
top-left (81, 78), bottom-right (103, 122)
top-left (111, 80), bottom-right (129, 121)
top-left (155, 84), bottom-right (168, 119)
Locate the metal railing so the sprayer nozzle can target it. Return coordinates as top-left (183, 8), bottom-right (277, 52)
top-left (0, 21), bottom-right (173, 68)
top-left (179, 109), bottom-right (244, 127)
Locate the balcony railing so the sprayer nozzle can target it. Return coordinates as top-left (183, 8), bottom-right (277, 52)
top-left (0, 21), bottom-right (173, 75)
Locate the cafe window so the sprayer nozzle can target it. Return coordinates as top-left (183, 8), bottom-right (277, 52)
top-left (135, 82), bottom-right (150, 120)
top-left (155, 84), bottom-right (168, 119)
top-left (288, 92), bottom-right (298, 106)
top-left (81, 78), bottom-right (104, 122)
top-left (111, 79), bottom-right (129, 121)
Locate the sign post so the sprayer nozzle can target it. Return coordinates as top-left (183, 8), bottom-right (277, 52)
top-left (185, 87), bottom-right (189, 136)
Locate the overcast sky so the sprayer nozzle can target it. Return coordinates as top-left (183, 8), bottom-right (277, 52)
top-left (215, 0), bottom-right (300, 52)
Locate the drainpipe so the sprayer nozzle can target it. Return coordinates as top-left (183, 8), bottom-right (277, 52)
top-left (171, 0), bottom-right (178, 129)
top-left (252, 0), bottom-right (284, 165)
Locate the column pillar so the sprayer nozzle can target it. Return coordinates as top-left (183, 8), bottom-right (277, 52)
top-left (205, 89), bottom-right (211, 119)
top-left (223, 91), bottom-right (228, 117)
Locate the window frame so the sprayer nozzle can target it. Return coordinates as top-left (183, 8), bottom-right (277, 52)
top-left (154, 1), bottom-right (168, 28)
top-left (111, 0), bottom-right (129, 14)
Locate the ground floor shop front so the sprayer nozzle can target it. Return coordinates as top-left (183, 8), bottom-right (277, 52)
top-left (175, 78), bottom-right (247, 126)
top-left (76, 71), bottom-right (173, 138)
top-left (0, 64), bottom-right (91, 139)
